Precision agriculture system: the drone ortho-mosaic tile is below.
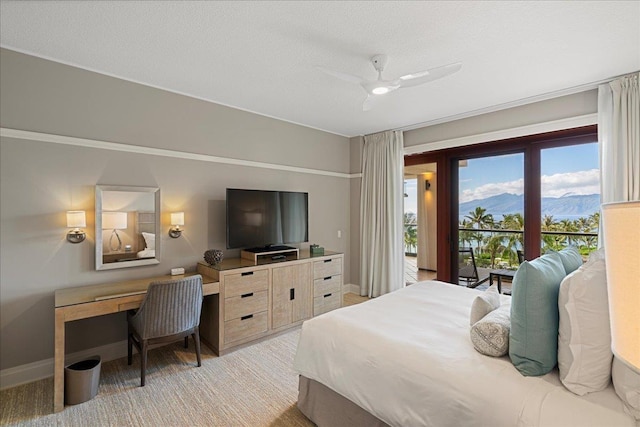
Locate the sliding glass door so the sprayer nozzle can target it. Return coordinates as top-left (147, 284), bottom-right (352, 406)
top-left (458, 153), bottom-right (525, 282)
top-left (405, 125), bottom-right (598, 284)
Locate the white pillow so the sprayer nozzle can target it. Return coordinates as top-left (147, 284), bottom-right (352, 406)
top-left (142, 232), bottom-right (156, 250)
top-left (558, 256), bottom-right (612, 395)
top-left (470, 284), bottom-right (500, 326)
top-left (470, 304), bottom-right (510, 357)
top-left (612, 357), bottom-right (640, 420)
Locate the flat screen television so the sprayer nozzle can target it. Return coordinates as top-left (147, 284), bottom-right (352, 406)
top-left (226, 188), bottom-right (309, 250)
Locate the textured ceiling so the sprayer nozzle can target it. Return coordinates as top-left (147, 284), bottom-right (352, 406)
top-left (1, 1), bottom-right (639, 137)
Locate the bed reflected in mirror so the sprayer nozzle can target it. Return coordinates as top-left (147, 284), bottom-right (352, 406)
top-left (95, 185), bottom-right (160, 270)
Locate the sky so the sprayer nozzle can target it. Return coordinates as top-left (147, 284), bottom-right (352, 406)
top-left (405, 142), bottom-right (599, 214)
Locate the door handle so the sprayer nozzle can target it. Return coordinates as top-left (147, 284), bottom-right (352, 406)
top-left (290, 288), bottom-right (295, 300)
top-left (241, 292), bottom-right (253, 298)
top-left (241, 314), bottom-right (253, 320)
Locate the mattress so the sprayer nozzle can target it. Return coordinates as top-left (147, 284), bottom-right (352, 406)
top-left (293, 280), bottom-right (635, 427)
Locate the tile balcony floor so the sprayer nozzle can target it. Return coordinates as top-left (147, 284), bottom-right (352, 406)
top-left (405, 255), bottom-right (437, 284)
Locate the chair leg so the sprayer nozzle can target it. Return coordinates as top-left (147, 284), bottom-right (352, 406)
top-left (184, 336), bottom-right (189, 349)
top-left (140, 340), bottom-right (148, 387)
top-left (193, 327), bottom-right (202, 367)
top-left (127, 333), bottom-right (133, 366)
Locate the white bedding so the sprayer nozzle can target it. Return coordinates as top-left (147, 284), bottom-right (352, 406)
top-left (136, 249), bottom-right (155, 259)
top-left (294, 281), bottom-right (636, 427)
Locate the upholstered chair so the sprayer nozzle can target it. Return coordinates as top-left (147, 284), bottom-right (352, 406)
top-left (127, 275), bottom-right (204, 386)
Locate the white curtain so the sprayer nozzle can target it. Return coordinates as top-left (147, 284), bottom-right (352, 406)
top-left (360, 130), bottom-right (405, 297)
top-left (599, 72), bottom-right (640, 204)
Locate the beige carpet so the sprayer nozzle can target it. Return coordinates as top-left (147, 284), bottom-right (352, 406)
top-left (0, 328), bottom-right (313, 427)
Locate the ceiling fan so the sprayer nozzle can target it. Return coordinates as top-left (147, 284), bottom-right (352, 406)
top-left (317, 54), bottom-right (462, 111)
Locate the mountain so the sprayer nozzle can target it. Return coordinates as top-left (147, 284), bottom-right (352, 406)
top-left (459, 193), bottom-right (600, 220)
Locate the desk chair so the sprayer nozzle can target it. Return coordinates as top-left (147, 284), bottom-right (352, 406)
top-left (127, 275), bottom-right (203, 386)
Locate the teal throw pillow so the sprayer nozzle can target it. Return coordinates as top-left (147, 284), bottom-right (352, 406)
top-left (551, 246), bottom-right (583, 275)
top-left (509, 252), bottom-right (566, 376)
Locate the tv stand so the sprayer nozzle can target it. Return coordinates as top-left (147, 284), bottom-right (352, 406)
top-left (243, 245), bottom-right (295, 253)
top-left (241, 246), bottom-right (299, 265)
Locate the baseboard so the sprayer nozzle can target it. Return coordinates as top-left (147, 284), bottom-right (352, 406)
top-left (343, 283), bottom-right (360, 295)
top-left (0, 339), bottom-right (129, 391)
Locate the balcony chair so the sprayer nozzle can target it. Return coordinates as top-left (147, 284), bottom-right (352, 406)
top-left (127, 275), bottom-right (204, 386)
top-left (459, 247), bottom-right (491, 288)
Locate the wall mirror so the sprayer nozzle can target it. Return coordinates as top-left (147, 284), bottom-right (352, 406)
top-left (95, 185), bottom-right (161, 270)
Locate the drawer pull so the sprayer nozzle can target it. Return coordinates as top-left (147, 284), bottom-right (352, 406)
top-left (241, 292), bottom-right (253, 298)
top-left (324, 293), bottom-right (332, 298)
top-left (241, 271), bottom-right (254, 276)
top-left (241, 314), bottom-right (254, 320)
top-left (290, 288), bottom-right (295, 301)
top-left (324, 276), bottom-right (332, 280)
top-left (323, 259), bottom-right (332, 263)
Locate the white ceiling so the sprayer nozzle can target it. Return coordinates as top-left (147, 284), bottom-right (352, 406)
top-left (1, 1), bottom-right (639, 137)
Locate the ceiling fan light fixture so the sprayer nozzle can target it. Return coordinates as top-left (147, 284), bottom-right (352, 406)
top-left (372, 86), bottom-right (390, 95)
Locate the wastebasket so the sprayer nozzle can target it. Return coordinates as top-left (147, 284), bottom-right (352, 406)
top-left (64, 356), bottom-right (101, 405)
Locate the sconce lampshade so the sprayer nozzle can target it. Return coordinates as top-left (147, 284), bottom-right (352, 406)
top-left (171, 212), bottom-right (185, 226)
top-left (102, 212), bottom-right (127, 230)
top-left (66, 210), bottom-right (87, 243)
top-left (67, 211), bottom-right (86, 228)
top-left (602, 200), bottom-right (640, 370)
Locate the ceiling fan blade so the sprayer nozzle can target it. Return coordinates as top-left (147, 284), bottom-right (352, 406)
top-left (316, 65), bottom-right (365, 85)
top-left (398, 62), bottom-right (462, 88)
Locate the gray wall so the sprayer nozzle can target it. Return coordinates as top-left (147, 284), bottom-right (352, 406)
top-left (404, 90), bottom-right (598, 148)
top-left (0, 48), bottom-right (351, 371)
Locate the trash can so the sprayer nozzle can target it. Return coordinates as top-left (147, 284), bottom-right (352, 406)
top-left (64, 356), bottom-right (101, 405)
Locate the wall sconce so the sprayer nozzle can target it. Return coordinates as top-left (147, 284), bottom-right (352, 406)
top-left (102, 212), bottom-right (128, 251)
top-left (66, 211), bottom-right (86, 243)
top-left (425, 180), bottom-right (431, 191)
top-left (169, 212), bottom-right (184, 238)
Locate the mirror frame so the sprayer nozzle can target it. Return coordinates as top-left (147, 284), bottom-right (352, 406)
top-left (95, 185), bottom-right (161, 271)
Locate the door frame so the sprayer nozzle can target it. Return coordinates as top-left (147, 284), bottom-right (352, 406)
top-left (404, 125), bottom-right (597, 283)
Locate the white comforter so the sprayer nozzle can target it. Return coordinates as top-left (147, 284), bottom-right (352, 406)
top-left (294, 281), bottom-right (635, 427)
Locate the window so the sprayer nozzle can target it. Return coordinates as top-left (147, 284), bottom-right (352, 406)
top-left (404, 125), bottom-right (598, 283)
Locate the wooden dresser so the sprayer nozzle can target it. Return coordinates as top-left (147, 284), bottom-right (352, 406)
top-left (197, 250), bottom-right (343, 354)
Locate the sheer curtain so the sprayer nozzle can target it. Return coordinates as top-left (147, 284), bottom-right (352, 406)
top-left (599, 72), bottom-right (639, 204)
top-left (359, 130), bottom-right (404, 297)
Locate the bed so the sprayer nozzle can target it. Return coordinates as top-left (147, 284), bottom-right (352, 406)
top-left (293, 280), bottom-right (636, 427)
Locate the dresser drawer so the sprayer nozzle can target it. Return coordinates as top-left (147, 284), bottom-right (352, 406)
top-left (224, 269), bottom-right (269, 298)
top-left (224, 290), bottom-right (268, 321)
top-left (313, 257), bottom-right (342, 279)
top-left (313, 292), bottom-right (341, 316)
top-left (224, 311), bottom-right (268, 344)
top-left (313, 275), bottom-right (342, 298)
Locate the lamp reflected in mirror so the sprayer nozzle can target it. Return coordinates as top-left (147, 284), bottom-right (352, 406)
top-left (66, 211), bottom-right (86, 243)
top-left (103, 212), bottom-right (127, 251)
top-left (169, 212), bottom-right (184, 238)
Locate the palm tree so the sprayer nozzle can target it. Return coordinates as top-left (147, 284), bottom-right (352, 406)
top-left (404, 224), bottom-right (418, 254)
top-left (541, 214), bottom-right (559, 252)
top-left (464, 207), bottom-right (494, 256)
top-left (559, 219), bottom-right (578, 247)
top-left (485, 235), bottom-right (506, 269)
top-left (502, 213), bottom-right (524, 265)
top-left (459, 219), bottom-right (474, 249)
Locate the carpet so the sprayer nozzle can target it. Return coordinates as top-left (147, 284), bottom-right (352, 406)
top-left (0, 328), bottom-right (312, 427)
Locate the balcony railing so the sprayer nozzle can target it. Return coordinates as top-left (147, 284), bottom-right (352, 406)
top-left (404, 224), bottom-right (598, 266)
top-left (458, 227), bottom-right (598, 268)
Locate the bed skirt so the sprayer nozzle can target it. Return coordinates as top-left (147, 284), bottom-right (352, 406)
top-left (297, 375), bottom-right (389, 427)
